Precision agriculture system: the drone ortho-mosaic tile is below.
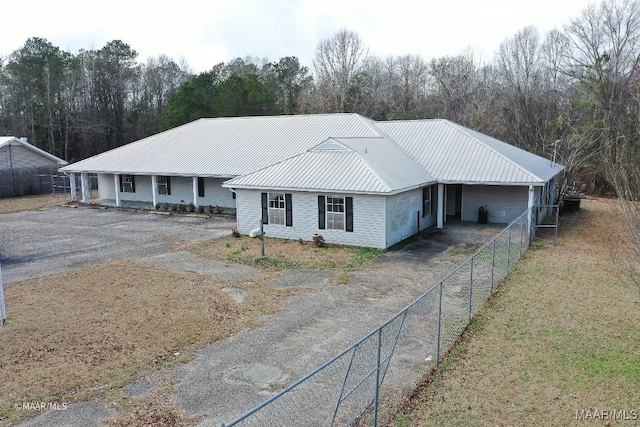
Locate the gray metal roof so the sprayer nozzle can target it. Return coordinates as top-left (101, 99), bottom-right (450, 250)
top-left (224, 137), bottom-right (435, 194)
top-left (60, 114), bottom-right (564, 190)
top-left (376, 120), bottom-right (564, 184)
top-left (60, 114), bottom-right (380, 176)
top-left (0, 136), bottom-right (68, 165)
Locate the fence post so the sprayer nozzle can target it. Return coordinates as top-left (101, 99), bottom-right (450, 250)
top-left (0, 258), bottom-right (6, 325)
top-left (491, 239), bottom-right (496, 293)
top-left (554, 205), bottom-right (559, 246)
top-left (374, 328), bottom-right (382, 427)
top-left (468, 259), bottom-right (473, 321)
top-left (507, 227), bottom-right (512, 272)
top-left (436, 281), bottom-right (443, 366)
top-left (519, 218), bottom-right (524, 256)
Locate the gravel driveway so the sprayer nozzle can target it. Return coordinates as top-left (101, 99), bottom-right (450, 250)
top-left (0, 206), bottom-right (236, 284)
top-left (5, 206), bottom-right (503, 427)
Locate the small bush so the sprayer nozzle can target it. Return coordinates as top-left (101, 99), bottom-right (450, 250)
top-left (187, 202), bottom-right (195, 213)
top-left (312, 234), bottom-right (325, 247)
top-left (231, 228), bottom-right (241, 238)
top-left (215, 205), bottom-right (224, 214)
top-left (170, 204), bottom-right (177, 212)
top-left (154, 203), bottom-right (160, 211)
top-left (178, 204), bottom-right (186, 213)
top-left (208, 205), bottom-right (215, 214)
top-left (197, 205), bottom-right (205, 214)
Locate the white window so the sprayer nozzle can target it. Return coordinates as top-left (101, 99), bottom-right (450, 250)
top-left (122, 175), bottom-right (133, 193)
top-left (269, 193), bottom-right (285, 225)
top-left (424, 187), bottom-right (431, 216)
top-left (158, 176), bottom-right (169, 195)
top-left (327, 196), bottom-right (345, 230)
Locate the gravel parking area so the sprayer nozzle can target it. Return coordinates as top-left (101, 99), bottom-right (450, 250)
top-left (0, 206), bottom-right (236, 284)
top-left (4, 206), bottom-right (505, 427)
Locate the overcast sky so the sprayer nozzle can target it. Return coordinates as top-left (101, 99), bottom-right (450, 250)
top-left (3, 0), bottom-right (595, 73)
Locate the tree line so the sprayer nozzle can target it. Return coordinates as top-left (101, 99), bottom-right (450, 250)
top-left (0, 0), bottom-right (638, 192)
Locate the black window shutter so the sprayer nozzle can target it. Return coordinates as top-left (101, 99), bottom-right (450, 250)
top-left (119, 175), bottom-right (123, 193)
top-left (285, 194), bottom-right (292, 226)
top-left (422, 187), bottom-right (427, 218)
top-left (261, 193), bottom-right (268, 224)
top-left (131, 175), bottom-right (136, 193)
top-left (318, 196), bottom-right (325, 229)
top-left (198, 177), bottom-right (205, 197)
top-left (346, 197), bottom-right (353, 232)
top-left (431, 185), bottom-right (436, 216)
top-left (166, 176), bottom-right (171, 195)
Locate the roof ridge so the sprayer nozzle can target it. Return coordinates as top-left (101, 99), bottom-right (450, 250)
top-left (443, 120), bottom-right (543, 182)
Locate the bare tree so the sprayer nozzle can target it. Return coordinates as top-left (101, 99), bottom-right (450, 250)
top-left (312, 28), bottom-right (369, 112)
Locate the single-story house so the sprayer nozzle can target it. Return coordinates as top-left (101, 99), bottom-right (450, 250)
top-left (60, 113), bottom-right (564, 248)
top-left (0, 137), bottom-right (68, 170)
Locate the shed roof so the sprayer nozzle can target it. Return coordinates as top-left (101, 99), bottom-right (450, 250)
top-left (376, 120), bottom-right (564, 185)
top-left (0, 137), bottom-right (68, 165)
top-left (224, 137), bottom-right (435, 194)
top-left (60, 114), bottom-right (381, 176)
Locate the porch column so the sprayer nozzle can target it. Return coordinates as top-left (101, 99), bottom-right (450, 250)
top-left (527, 185), bottom-right (535, 230)
top-left (437, 183), bottom-right (445, 229)
top-left (192, 176), bottom-right (199, 208)
top-left (151, 175), bottom-right (158, 207)
top-left (81, 173), bottom-right (89, 203)
top-left (114, 175), bottom-right (121, 207)
top-left (70, 173), bottom-right (77, 202)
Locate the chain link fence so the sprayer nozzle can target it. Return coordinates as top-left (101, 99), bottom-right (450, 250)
top-left (222, 207), bottom-right (538, 427)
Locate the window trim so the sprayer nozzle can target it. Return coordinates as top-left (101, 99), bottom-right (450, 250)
top-left (423, 186), bottom-right (431, 218)
top-left (326, 195), bottom-right (345, 231)
top-left (121, 174), bottom-right (135, 193)
top-left (268, 192), bottom-right (286, 226)
top-left (157, 176), bottom-right (171, 195)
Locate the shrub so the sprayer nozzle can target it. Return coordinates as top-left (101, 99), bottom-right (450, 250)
top-left (154, 203), bottom-right (160, 211)
top-left (208, 205), bottom-right (215, 214)
top-left (215, 205), bottom-right (224, 214)
top-left (231, 228), bottom-right (241, 238)
top-left (187, 202), bottom-right (195, 212)
top-left (170, 204), bottom-right (177, 212)
top-left (312, 234), bottom-right (325, 247)
top-left (197, 205), bottom-right (205, 214)
top-left (178, 204), bottom-right (186, 213)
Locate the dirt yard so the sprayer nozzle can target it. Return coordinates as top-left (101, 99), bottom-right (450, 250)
top-left (394, 198), bottom-right (640, 426)
top-left (0, 194), bottom-right (69, 214)
top-left (0, 262), bottom-right (295, 425)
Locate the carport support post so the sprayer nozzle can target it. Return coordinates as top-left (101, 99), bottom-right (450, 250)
top-left (437, 183), bottom-right (444, 229)
top-left (151, 175), bottom-right (158, 208)
top-left (70, 173), bottom-right (77, 202)
top-left (114, 175), bottom-right (121, 207)
top-left (81, 173), bottom-right (90, 203)
top-left (192, 176), bottom-right (199, 208)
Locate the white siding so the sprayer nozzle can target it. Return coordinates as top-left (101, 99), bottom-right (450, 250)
top-left (236, 190), bottom-right (386, 248)
top-left (0, 145), bottom-right (58, 169)
top-left (97, 174), bottom-right (116, 200)
top-left (120, 175), bottom-right (154, 203)
top-left (463, 185), bottom-right (529, 224)
top-left (198, 178), bottom-right (235, 208)
top-left (385, 188), bottom-right (434, 247)
top-left (154, 176), bottom-right (193, 205)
